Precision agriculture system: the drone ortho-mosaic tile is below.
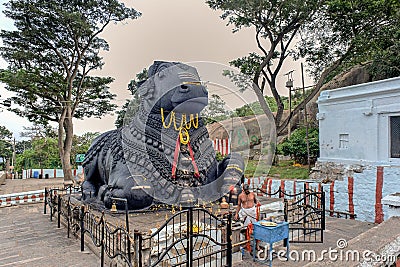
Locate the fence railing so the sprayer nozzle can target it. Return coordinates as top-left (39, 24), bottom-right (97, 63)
top-left (257, 184), bottom-right (326, 243)
top-left (137, 207), bottom-right (232, 267)
top-left (44, 186), bottom-right (133, 267)
top-left (325, 209), bottom-right (357, 219)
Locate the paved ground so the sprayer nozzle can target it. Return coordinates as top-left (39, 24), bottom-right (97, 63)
top-left (0, 204), bottom-right (99, 267)
top-left (0, 178), bottom-right (65, 195)
top-left (0, 178), bottom-right (379, 267)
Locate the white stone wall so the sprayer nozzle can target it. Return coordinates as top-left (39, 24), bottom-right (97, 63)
top-left (21, 168), bottom-right (82, 179)
top-left (249, 167), bottom-right (400, 222)
top-left (317, 77), bottom-right (400, 165)
top-left (321, 166), bottom-right (400, 222)
top-left (315, 77), bottom-right (400, 222)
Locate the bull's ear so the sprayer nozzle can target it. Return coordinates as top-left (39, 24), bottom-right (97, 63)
top-left (137, 80), bottom-right (146, 87)
top-left (148, 61), bottom-right (163, 76)
top-left (138, 77), bottom-right (155, 99)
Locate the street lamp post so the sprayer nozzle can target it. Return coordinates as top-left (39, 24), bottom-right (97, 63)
top-left (284, 70), bottom-right (294, 138)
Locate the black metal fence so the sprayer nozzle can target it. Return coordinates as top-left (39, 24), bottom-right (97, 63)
top-left (257, 183), bottom-right (325, 243)
top-left (44, 187), bottom-right (233, 267)
top-left (44, 186), bottom-right (133, 267)
top-left (137, 207), bottom-right (232, 267)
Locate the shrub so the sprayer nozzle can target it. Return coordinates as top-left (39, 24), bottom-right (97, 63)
top-left (278, 127), bottom-right (319, 165)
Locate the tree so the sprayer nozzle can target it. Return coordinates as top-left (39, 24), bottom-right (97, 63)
top-left (0, 0), bottom-right (141, 180)
top-left (15, 132), bottom-right (99, 171)
top-left (0, 125), bottom-right (13, 170)
top-left (207, 0), bottom-right (324, 136)
top-left (15, 137), bottom-right (60, 171)
top-left (15, 139), bottom-right (32, 154)
top-left (71, 132), bottom-right (99, 167)
top-left (115, 68), bottom-right (148, 128)
top-left (201, 94), bottom-right (230, 124)
top-left (293, 0), bottom-right (400, 123)
top-left (278, 127), bottom-right (319, 164)
top-left (209, 0), bottom-right (400, 139)
top-left (231, 95), bottom-right (293, 117)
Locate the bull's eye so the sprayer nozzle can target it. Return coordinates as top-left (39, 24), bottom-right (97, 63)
top-left (181, 84), bottom-right (188, 90)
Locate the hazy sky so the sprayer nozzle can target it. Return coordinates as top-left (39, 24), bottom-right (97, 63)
top-left (0, 0), bottom-right (312, 139)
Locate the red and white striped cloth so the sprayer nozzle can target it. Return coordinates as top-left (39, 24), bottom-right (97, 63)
top-left (213, 138), bottom-right (230, 156)
top-left (0, 190), bottom-right (45, 207)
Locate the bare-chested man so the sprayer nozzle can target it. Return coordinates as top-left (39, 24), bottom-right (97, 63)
top-left (234, 184), bottom-right (260, 226)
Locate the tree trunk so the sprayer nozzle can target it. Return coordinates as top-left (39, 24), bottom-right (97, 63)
top-left (252, 83), bottom-right (276, 125)
top-left (58, 108), bottom-right (74, 181)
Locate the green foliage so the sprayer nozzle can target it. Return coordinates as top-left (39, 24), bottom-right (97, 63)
top-left (207, 0), bottom-right (323, 136)
top-left (15, 132), bottom-right (99, 171)
top-left (298, 0), bottom-right (400, 81)
top-left (215, 151), bottom-right (225, 162)
top-left (0, 0), bottom-right (140, 179)
top-left (231, 104), bottom-right (256, 117)
top-left (268, 160), bottom-right (309, 179)
top-left (201, 94), bottom-right (230, 124)
top-left (229, 53), bottom-right (265, 76)
top-left (244, 160), bottom-right (271, 176)
top-left (244, 159), bottom-right (309, 179)
top-left (278, 127), bottom-right (319, 165)
top-left (70, 132), bottom-right (100, 167)
top-left (16, 137), bottom-right (61, 171)
top-left (367, 9), bottom-right (400, 79)
top-left (0, 126), bottom-right (12, 139)
top-left (0, 125), bottom-right (13, 169)
top-left (231, 96), bottom-right (296, 117)
top-left (15, 140), bottom-right (32, 154)
top-left (115, 68), bottom-right (148, 128)
top-left (0, 0), bottom-right (137, 123)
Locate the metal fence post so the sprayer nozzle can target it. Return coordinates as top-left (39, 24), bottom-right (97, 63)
top-left (80, 205), bottom-right (85, 252)
top-left (57, 194), bottom-right (61, 228)
top-left (303, 183), bottom-right (307, 238)
top-left (67, 197), bottom-right (71, 238)
top-left (138, 232), bottom-right (143, 267)
top-left (227, 212), bottom-right (232, 267)
top-left (125, 201), bottom-right (131, 263)
top-left (101, 215), bottom-right (104, 267)
top-left (50, 190), bottom-right (53, 221)
top-left (134, 230), bottom-right (140, 267)
top-left (284, 200), bottom-right (288, 222)
top-left (187, 207), bottom-right (193, 267)
top-left (44, 187), bottom-right (47, 214)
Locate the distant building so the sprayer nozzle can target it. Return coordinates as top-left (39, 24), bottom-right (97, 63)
top-left (314, 77), bottom-right (400, 222)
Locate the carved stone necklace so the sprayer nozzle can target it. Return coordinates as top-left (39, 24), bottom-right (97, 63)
top-left (121, 109), bottom-right (214, 183)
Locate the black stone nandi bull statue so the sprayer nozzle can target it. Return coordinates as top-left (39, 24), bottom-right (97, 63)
top-left (82, 61), bottom-right (244, 210)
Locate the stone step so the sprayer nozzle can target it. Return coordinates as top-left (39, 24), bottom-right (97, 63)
top-left (305, 216), bottom-right (400, 266)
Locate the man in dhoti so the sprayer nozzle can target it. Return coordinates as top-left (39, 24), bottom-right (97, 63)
top-left (234, 184), bottom-right (260, 226)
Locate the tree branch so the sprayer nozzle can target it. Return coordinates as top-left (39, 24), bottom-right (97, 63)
top-left (277, 46), bottom-right (353, 135)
